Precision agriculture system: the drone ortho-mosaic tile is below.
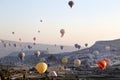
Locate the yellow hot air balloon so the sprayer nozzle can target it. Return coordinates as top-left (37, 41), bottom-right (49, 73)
top-left (35, 62), bottom-right (48, 74)
top-left (62, 57), bottom-right (68, 64)
top-left (74, 59), bottom-right (81, 67)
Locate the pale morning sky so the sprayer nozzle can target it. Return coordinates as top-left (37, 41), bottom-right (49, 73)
top-left (0, 0), bottom-right (120, 46)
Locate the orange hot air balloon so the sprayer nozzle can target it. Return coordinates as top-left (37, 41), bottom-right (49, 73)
top-left (68, 0), bottom-right (74, 8)
top-left (98, 60), bottom-right (107, 71)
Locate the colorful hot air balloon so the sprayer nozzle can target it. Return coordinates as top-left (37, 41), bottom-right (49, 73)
top-left (60, 29), bottom-right (65, 37)
top-left (35, 51), bottom-right (41, 57)
top-left (18, 52), bottom-right (25, 61)
top-left (68, 0), bottom-right (74, 8)
top-left (62, 57), bottom-right (68, 64)
top-left (74, 59), bottom-right (81, 67)
top-left (35, 62), bottom-right (48, 74)
top-left (98, 60), bottom-right (107, 71)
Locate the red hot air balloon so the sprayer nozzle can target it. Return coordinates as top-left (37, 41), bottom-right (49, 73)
top-left (98, 60), bottom-right (107, 71)
top-left (68, 0), bottom-right (74, 8)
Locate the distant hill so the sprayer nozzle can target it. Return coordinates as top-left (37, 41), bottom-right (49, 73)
top-left (0, 39), bottom-right (120, 67)
top-left (0, 39), bottom-right (77, 58)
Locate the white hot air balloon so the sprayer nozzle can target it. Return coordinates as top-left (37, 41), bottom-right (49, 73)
top-left (74, 59), bottom-right (81, 67)
top-left (49, 71), bottom-right (57, 77)
top-left (19, 52), bottom-right (25, 60)
top-left (35, 50), bottom-right (41, 57)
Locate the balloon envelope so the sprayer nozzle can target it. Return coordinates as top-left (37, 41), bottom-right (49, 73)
top-left (98, 60), bottom-right (107, 71)
top-left (35, 51), bottom-right (41, 57)
top-left (60, 29), bottom-right (65, 37)
top-left (62, 57), bottom-right (68, 64)
top-left (93, 50), bottom-right (99, 56)
top-left (74, 59), bottom-right (81, 67)
top-left (68, 0), bottom-right (74, 8)
top-left (35, 62), bottom-right (47, 74)
top-left (19, 52), bottom-right (25, 60)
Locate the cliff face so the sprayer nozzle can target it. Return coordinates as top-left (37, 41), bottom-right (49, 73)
top-left (0, 39), bottom-right (120, 68)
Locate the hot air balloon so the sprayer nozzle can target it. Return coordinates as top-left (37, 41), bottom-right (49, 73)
top-left (74, 44), bottom-right (78, 48)
top-left (68, 0), bottom-right (74, 8)
top-left (18, 52), bottom-right (25, 61)
top-left (105, 46), bottom-right (110, 51)
top-left (74, 59), bottom-right (81, 67)
top-left (93, 50), bottom-right (99, 56)
top-left (13, 43), bottom-right (17, 47)
top-left (98, 60), bottom-right (107, 71)
top-left (28, 45), bottom-right (32, 50)
top-left (19, 38), bottom-right (22, 42)
top-left (12, 32), bottom-right (14, 35)
top-left (104, 59), bottom-right (111, 67)
top-left (60, 46), bottom-right (64, 50)
top-left (85, 43), bottom-right (88, 47)
top-left (49, 71), bottom-right (57, 77)
top-left (38, 30), bottom-right (40, 33)
top-left (62, 57), bottom-right (68, 64)
top-left (35, 51), bottom-right (41, 57)
top-left (35, 62), bottom-right (47, 74)
top-left (60, 29), bottom-right (65, 37)
top-left (40, 20), bottom-right (42, 22)
top-left (33, 37), bottom-right (36, 45)
top-left (33, 37), bottom-right (36, 41)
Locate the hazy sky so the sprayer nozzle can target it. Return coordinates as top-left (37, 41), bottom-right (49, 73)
top-left (0, 0), bottom-right (120, 46)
